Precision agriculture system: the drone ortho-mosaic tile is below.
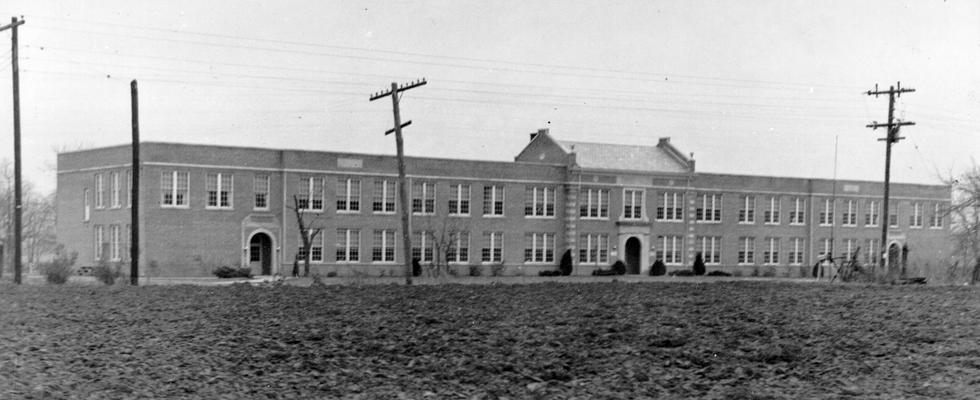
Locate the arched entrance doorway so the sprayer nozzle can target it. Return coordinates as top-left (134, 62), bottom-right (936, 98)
top-left (887, 242), bottom-right (901, 274)
top-left (625, 237), bottom-right (641, 275)
top-left (249, 232), bottom-right (273, 275)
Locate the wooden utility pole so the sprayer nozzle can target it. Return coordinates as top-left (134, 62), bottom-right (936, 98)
top-left (1, 16), bottom-right (25, 284)
top-left (370, 79), bottom-right (426, 285)
top-left (865, 82), bottom-right (915, 278)
top-left (130, 80), bottom-right (140, 285)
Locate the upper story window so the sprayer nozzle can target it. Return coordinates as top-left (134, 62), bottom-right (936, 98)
top-left (412, 181), bottom-right (435, 215)
top-left (579, 188), bottom-right (609, 219)
top-left (83, 189), bottom-right (91, 221)
top-left (161, 171), bottom-right (189, 208)
top-left (299, 176), bottom-right (326, 212)
top-left (206, 173), bottom-right (233, 209)
top-left (110, 172), bottom-right (121, 208)
top-left (789, 197), bottom-right (806, 225)
top-left (909, 202), bottom-right (923, 228)
top-left (126, 170), bottom-right (132, 209)
top-left (865, 200), bottom-right (879, 227)
top-left (888, 203), bottom-right (899, 228)
top-left (657, 192), bottom-right (683, 222)
top-left (841, 199), bottom-right (856, 227)
top-left (95, 173), bottom-right (105, 209)
top-left (373, 180), bottom-right (396, 214)
top-left (254, 175), bottom-right (270, 210)
top-left (930, 203), bottom-right (944, 228)
top-left (764, 196), bottom-right (780, 225)
top-left (335, 178), bottom-right (358, 213)
top-left (525, 186), bottom-right (555, 218)
top-left (622, 189), bottom-right (644, 220)
top-left (695, 193), bottom-right (722, 223)
top-left (738, 195), bottom-right (755, 224)
top-left (448, 184), bottom-right (470, 216)
top-left (483, 185), bottom-right (505, 216)
top-left (819, 198), bottom-right (833, 226)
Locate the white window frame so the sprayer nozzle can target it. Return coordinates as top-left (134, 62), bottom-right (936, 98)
top-left (412, 231), bottom-right (434, 264)
top-left (657, 192), bottom-right (683, 222)
top-left (818, 238), bottom-right (832, 261)
top-left (622, 189), bottom-right (644, 220)
top-left (819, 198), bottom-right (833, 226)
top-left (160, 171), bottom-right (190, 209)
top-left (83, 189), bottom-right (91, 222)
top-left (737, 237), bottom-right (755, 265)
top-left (448, 231), bottom-right (470, 263)
top-left (94, 225), bottom-right (104, 261)
top-left (334, 178), bottom-right (357, 213)
top-left (656, 235), bottom-right (683, 265)
top-left (95, 173), bottom-right (105, 209)
top-left (372, 229), bottom-right (396, 263)
top-left (697, 236), bottom-right (721, 265)
top-left (764, 196), bottom-right (780, 225)
top-left (738, 195), bottom-right (755, 224)
top-left (789, 238), bottom-right (804, 266)
top-left (110, 172), bottom-right (121, 208)
top-left (865, 200), bottom-right (879, 227)
top-left (373, 179), bottom-right (397, 214)
top-left (109, 225), bottom-right (121, 261)
top-left (412, 181), bottom-right (436, 215)
top-left (297, 230), bottom-right (324, 263)
top-left (696, 193), bottom-right (722, 223)
top-left (335, 228), bottom-right (360, 263)
top-left (578, 233), bottom-right (609, 265)
top-left (524, 232), bottom-right (554, 264)
top-left (841, 238), bottom-right (856, 260)
top-left (763, 237), bottom-right (779, 265)
top-left (864, 239), bottom-right (879, 266)
top-left (842, 200), bottom-right (857, 227)
top-left (482, 185), bottom-right (505, 217)
top-left (789, 197), bottom-right (806, 225)
top-left (525, 186), bottom-right (555, 218)
top-left (930, 203), bottom-right (943, 229)
top-left (448, 184), bottom-right (470, 216)
top-left (889, 203), bottom-right (899, 228)
top-left (909, 202), bottom-right (922, 228)
top-left (254, 175), bottom-right (270, 211)
top-left (482, 231), bottom-right (504, 263)
top-left (205, 172), bottom-right (234, 210)
top-left (580, 188), bottom-right (609, 219)
top-left (126, 170), bottom-right (132, 209)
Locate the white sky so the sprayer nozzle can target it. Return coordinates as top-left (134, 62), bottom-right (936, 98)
top-left (0, 0), bottom-right (978, 194)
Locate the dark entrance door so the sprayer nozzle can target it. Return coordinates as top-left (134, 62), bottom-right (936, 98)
top-left (887, 243), bottom-right (901, 275)
top-left (625, 237), bottom-right (641, 275)
top-left (249, 233), bottom-right (273, 275)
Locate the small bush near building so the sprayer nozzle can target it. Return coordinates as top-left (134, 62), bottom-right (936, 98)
top-left (732, 270), bottom-right (744, 277)
top-left (707, 270), bottom-right (732, 277)
top-left (611, 261), bottom-right (626, 275)
top-left (669, 269), bottom-right (695, 277)
top-left (412, 258), bottom-right (422, 277)
top-left (92, 263), bottom-right (123, 285)
top-left (490, 263), bottom-right (505, 277)
top-left (213, 266), bottom-right (253, 279)
top-left (326, 271), bottom-right (338, 278)
top-left (41, 250), bottom-right (78, 285)
top-left (539, 270), bottom-right (561, 277)
top-left (692, 253), bottom-right (706, 276)
top-left (762, 266), bottom-right (777, 277)
top-left (650, 260), bottom-right (667, 276)
top-left (468, 265), bottom-right (483, 277)
top-left (559, 250), bottom-right (573, 276)
top-left (798, 266), bottom-right (810, 278)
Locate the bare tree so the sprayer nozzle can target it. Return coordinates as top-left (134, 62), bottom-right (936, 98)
top-left (417, 217), bottom-right (468, 278)
top-left (944, 160), bottom-right (980, 284)
top-left (288, 194), bottom-right (324, 277)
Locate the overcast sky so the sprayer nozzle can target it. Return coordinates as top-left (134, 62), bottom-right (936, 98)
top-left (1, 0), bottom-right (978, 194)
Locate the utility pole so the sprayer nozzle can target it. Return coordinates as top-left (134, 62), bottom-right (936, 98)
top-left (130, 80), bottom-right (140, 286)
top-left (865, 82), bottom-right (915, 278)
top-left (1, 16), bottom-right (25, 284)
top-left (370, 79), bottom-right (426, 285)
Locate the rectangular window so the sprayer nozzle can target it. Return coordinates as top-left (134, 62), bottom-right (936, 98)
top-left (841, 238), bottom-right (857, 260)
top-left (738, 237), bottom-right (755, 265)
top-left (335, 229), bottom-right (360, 262)
top-left (818, 238), bottom-right (832, 261)
top-left (578, 233), bottom-right (609, 264)
top-left (524, 233), bottom-right (554, 263)
top-left (889, 203), bottom-right (899, 228)
top-left (525, 186), bottom-right (555, 217)
top-left (657, 192), bottom-right (684, 222)
top-left (206, 173), bottom-right (233, 209)
top-left (126, 170), bottom-right (132, 208)
top-left (696, 236), bottom-right (721, 264)
top-left (656, 235), bottom-right (683, 265)
top-left (94, 225), bottom-right (104, 261)
top-left (909, 202), bottom-right (922, 228)
top-left (110, 172), bottom-right (120, 208)
top-left (930, 203), bottom-right (943, 228)
top-left (865, 200), bottom-right (879, 227)
top-left (789, 238), bottom-right (804, 265)
top-left (819, 198), bottom-right (833, 226)
top-left (696, 193), bottom-right (722, 222)
top-left (483, 185), bottom-right (505, 216)
top-left (412, 181), bottom-right (436, 215)
top-left (448, 231), bottom-right (470, 263)
top-left (842, 200), bottom-right (856, 226)
top-left (579, 188), bottom-right (609, 219)
top-left (372, 229), bottom-right (396, 262)
top-left (253, 175), bottom-right (270, 210)
top-left (95, 173), bottom-right (105, 209)
top-left (763, 237), bottom-right (779, 265)
top-left (448, 184), bottom-right (470, 216)
top-left (623, 189), bottom-right (644, 220)
top-left (738, 195), bottom-right (755, 224)
top-left (335, 178), bottom-right (358, 212)
top-left (764, 196), bottom-right (780, 225)
top-left (412, 231), bottom-right (434, 264)
top-left (297, 230), bottom-right (323, 263)
top-left (109, 225), bottom-right (121, 261)
top-left (372, 180), bottom-right (397, 214)
top-left (789, 197), bottom-right (806, 225)
top-left (482, 231), bottom-right (504, 263)
top-left (160, 171), bottom-right (189, 208)
top-left (864, 239), bottom-right (879, 266)
top-left (83, 189), bottom-right (91, 221)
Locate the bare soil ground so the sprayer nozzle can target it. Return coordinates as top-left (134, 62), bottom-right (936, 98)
top-left (1, 281), bottom-right (978, 399)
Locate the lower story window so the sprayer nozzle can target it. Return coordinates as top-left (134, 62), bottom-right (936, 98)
top-left (578, 233), bottom-right (608, 264)
top-left (336, 229), bottom-right (359, 262)
top-left (524, 232), bottom-right (554, 263)
top-left (656, 235), bottom-right (683, 265)
top-left (298, 231), bottom-right (324, 263)
top-left (372, 229), bottom-right (396, 262)
top-left (697, 236), bottom-right (721, 264)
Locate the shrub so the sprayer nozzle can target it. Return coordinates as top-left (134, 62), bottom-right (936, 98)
top-left (732, 270), bottom-right (744, 277)
top-left (490, 263), bottom-right (505, 277)
top-left (707, 270), bottom-right (732, 277)
top-left (41, 250), bottom-right (77, 285)
top-left (412, 258), bottom-right (422, 277)
top-left (650, 260), bottom-right (667, 276)
top-left (468, 264), bottom-right (483, 277)
top-left (762, 266), bottom-right (777, 277)
top-left (592, 269), bottom-right (619, 276)
top-left (798, 265), bottom-right (809, 278)
top-left (213, 266), bottom-right (253, 279)
top-left (751, 266), bottom-right (761, 277)
top-left (611, 261), bottom-right (626, 275)
top-left (559, 250), bottom-right (573, 276)
top-left (669, 269), bottom-right (695, 277)
top-left (539, 270), bottom-right (561, 277)
top-left (326, 271), bottom-right (338, 278)
top-left (692, 253), bottom-right (706, 276)
top-left (92, 263), bottom-right (123, 285)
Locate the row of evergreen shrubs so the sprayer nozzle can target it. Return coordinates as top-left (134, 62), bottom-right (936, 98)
top-left (212, 266), bottom-right (253, 279)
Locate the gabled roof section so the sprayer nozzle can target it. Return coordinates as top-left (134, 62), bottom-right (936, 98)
top-left (513, 129), bottom-right (573, 165)
top-left (556, 136), bottom-right (694, 173)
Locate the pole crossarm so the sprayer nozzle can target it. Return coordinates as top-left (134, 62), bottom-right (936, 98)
top-left (866, 121), bottom-right (915, 130)
top-left (369, 79), bottom-right (427, 101)
top-left (385, 120), bottom-right (412, 135)
top-left (0, 19), bottom-right (24, 32)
